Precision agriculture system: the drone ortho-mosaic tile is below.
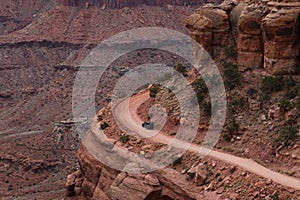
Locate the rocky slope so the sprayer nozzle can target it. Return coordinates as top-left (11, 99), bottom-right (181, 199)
top-left (185, 0), bottom-right (300, 75)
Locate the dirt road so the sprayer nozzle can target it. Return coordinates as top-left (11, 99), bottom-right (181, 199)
top-left (112, 91), bottom-right (300, 190)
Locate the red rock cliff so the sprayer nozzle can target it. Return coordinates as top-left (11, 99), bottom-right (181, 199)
top-left (58, 0), bottom-right (220, 8)
top-left (185, 0), bottom-right (300, 75)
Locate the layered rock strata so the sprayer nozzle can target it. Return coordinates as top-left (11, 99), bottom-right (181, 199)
top-left (185, 0), bottom-right (300, 75)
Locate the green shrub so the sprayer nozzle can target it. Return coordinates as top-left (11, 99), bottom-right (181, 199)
top-left (284, 75), bottom-right (296, 89)
top-left (202, 101), bottom-right (211, 116)
top-left (231, 97), bottom-right (246, 112)
top-left (296, 99), bottom-right (300, 111)
top-left (261, 76), bottom-right (284, 94)
top-left (246, 88), bottom-right (257, 98)
top-left (100, 121), bottom-right (109, 130)
top-left (285, 89), bottom-right (298, 100)
top-left (223, 133), bottom-right (232, 142)
top-left (8, 185), bottom-right (12, 191)
top-left (119, 134), bottom-right (130, 143)
top-left (97, 115), bottom-right (103, 121)
top-left (261, 76), bottom-right (285, 100)
top-left (224, 45), bottom-right (237, 58)
top-left (172, 156), bottom-right (182, 166)
top-left (271, 192), bottom-right (279, 200)
top-left (279, 99), bottom-right (292, 112)
top-left (191, 77), bottom-right (208, 103)
top-left (149, 85), bottom-right (159, 98)
top-left (223, 62), bottom-right (240, 90)
top-left (274, 125), bottom-right (298, 148)
top-left (224, 117), bottom-right (239, 141)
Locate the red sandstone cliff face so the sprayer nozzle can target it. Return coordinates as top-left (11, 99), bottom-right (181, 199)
top-left (185, 0), bottom-right (300, 75)
top-left (58, 0), bottom-right (222, 8)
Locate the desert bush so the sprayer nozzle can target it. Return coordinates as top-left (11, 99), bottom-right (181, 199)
top-left (223, 62), bottom-right (240, 90)
top-left (246, 88), bottom-right (257, 98)
top-left (191, 77), bottom-right (208, 103)
top-left (224, 45), bottom-right (237, 58)
top-left (296, 99), bottom-right (300, 111)
top-left (149, 85), bottom-right (159, 98)
top-left (202, 101), bottom-right (211, 116)
top-left (260, 76), bottom-right (284, 100)
top-left (274, 125), bottom-right (298, 148)
top-left (279, 99), bottom-right (292, 112)
top-left (97, 115), bottom-right (103, 121)
top-left (261, 76), bottom-right (284, 94)
top-left (224, 117), bottom-right (239, 141)
top-left (284, 75), bottom-right (296, 89)
top-left (119, 134), bottom-right (130, 143)
top-left (100, 121), bottom-right (109, 130)
top-left (172, 156), bottom-right (183, 166)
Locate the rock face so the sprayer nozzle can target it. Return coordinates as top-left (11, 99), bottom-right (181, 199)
top-left (237, 4), bottom-right (267, 71)
top-left (185, 0), bottom-right (300, 75)
top-left (58, 0), bottom-right (214, 8)
top-left (65, 143), bottom-right (210, 200)
top-left (262, 8), bottom-right (300, 75)
top-left (186, 5), bottom-right (230, 57)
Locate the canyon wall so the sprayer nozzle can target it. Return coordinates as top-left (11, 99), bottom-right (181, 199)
top-left (58, 0), bottom-right (220, 8)
top-left (185, 0), bottom-right (300, 75)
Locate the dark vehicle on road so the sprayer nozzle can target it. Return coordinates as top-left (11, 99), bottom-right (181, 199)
top-left (142, 121), bottom-right (154, 130)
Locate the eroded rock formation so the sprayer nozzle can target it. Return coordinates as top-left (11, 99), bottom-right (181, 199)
top-left (65, 143), bottom-right (212, 200)
top-left (185, 0), bottom-right (300, 75)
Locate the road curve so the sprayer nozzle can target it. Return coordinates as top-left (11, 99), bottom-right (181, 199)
top-left (112, 91), bottom-right (300, 191)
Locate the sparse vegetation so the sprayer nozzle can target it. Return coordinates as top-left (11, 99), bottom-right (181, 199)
top-left (224, 117), bottom-right (239, 141)
top-left (284, 75), bottom-right (296, 89)
top-left (262, 76), bottom-right (284, 92)
top-left (8, 185), bottom-right (12, 191)
top-left (261, 76), bottom-right (297, 101)
top-left (100, 121), bottom-right (109, 130)
top-left (202, 101), bottom-right (211, 116)
top-left (279, 99), bottom-right (292, 112)
top-left (274, 125), bottom-right (298, 148)
top-left (246, 88), bottom-right (257, 98)
top-left (172, 156), bottom-right (182, 166)
top-left (223, 62), bottom-right (240, 90)
top-left (271, 192), bottom-right (279, 200)
top-left (191, 77), bottom-right (208, 103)
top-left (224, 45), bottom-right (237, 58)
top-left (296, 99), bottom-right (300, 111)
top-left (119, 134), bottom-right (130, 143)
top-left (149, 85), bottom-right (159, 98)
top-left (97, 114), bottom-right (103, 121)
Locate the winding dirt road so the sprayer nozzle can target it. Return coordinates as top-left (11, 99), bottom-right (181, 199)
top-left (112, 91), bottom-right (300, 190)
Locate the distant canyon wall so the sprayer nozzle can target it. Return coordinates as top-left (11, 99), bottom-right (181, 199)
top-left (58, 0), bottom-right (220, 8)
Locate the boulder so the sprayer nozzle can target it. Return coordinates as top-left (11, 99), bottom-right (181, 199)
top-left (187, 163), bottom-right (208, 186)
